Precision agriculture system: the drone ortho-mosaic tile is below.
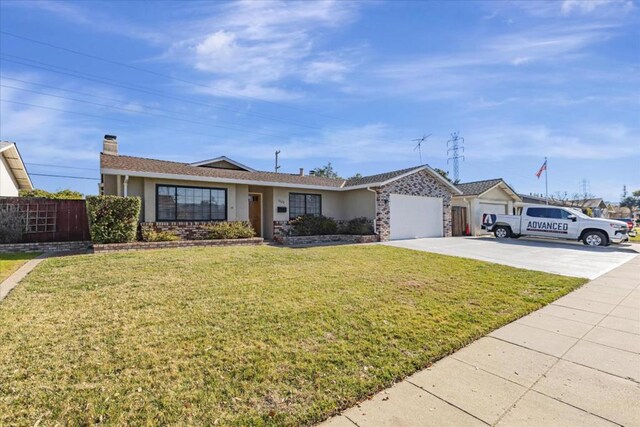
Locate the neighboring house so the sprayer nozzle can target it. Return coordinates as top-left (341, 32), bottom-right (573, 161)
top-left (0, 142), bottom-right (33, 197)
top-left (452, 179), bottom-right (521, 236)
top-left (99, 135), bottom-right (462, 241)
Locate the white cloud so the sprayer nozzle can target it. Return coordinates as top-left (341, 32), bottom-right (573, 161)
top-left (467, 123), bottom-right (637, 160)
top-left (561, 0), bottom-right (634, 15)
top-left (167, 0), bottom-right (359, 100)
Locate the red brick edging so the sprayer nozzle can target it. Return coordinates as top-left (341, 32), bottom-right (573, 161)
top-left (92, 238), bottom-right (264, 253)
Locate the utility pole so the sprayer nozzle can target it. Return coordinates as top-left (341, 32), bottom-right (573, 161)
top-left (411, 134), bottom-right (431, 164)
top-left (622, 184), bottom-right (627, 199)
top-left (275, 150), bottom-right (281, 173)
top-left (447, 132), bottom-right (465, 183)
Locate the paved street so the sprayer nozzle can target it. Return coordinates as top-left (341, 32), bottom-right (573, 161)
top-left (322, 256), bottom-right (640, 426)
top-left (383, 236), bottom-right (638, 279)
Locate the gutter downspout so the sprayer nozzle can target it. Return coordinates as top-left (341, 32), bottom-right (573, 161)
top-left (123, 175), bottom-right (129, 197)
top-left (366, 187), bottom-right (377, 234)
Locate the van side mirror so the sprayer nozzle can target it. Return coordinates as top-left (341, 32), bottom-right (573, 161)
top-left (567, 214), bottom-right (577, 222)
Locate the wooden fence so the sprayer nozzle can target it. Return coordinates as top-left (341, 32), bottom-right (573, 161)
top-left (0, 198), bottom-right (90, 243)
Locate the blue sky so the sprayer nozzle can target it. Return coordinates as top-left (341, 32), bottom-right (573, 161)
top-left (1, 0), bottom-right (638, 201)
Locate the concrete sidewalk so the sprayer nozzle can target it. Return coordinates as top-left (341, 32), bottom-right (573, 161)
top-left (322, 257), bottom-right (640, 426)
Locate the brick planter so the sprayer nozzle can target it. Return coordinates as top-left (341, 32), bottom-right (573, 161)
top-left (276, 234), bottom-right (379, 246)
top-left (0, 241), bottom-right (91, 254)
top-left (92, 237), bottom-right (263, 253)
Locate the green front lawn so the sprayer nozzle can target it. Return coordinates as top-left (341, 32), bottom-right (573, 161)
top-left (0, 245), bottom-right (585, 425)
top-left (0, 252), bottom-right (40, 283)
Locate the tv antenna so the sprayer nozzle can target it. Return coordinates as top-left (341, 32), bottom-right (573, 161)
top-left (275, 150), bottom-right (281, 173)
top-left (412, 134), bottom-right (431, 164)
top-left (447, 131), bottom-right (465, 182)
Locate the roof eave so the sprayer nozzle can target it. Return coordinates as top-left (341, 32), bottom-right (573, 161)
top-left (100, 168), bottom-right (344, 191)
top-left (2, 144), bottom-right (33, 190)
top-left (189, 156), bottom-right (256, 172)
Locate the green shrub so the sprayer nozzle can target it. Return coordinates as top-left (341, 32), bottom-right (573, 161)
top-left (86, 196), bottom-right (141, 244)
top-left (340, 217), bottom-right (375, 235)
top-left (0, 206), bottom-right (24, 243)
top-left (206, 221), bottom-right (256, 239)
top-left (289, 215), bottom-right (338, 236)
top-left (141, 229), bottom-right (180, 242)
top-left (19, 188), bottom-right (84, 199)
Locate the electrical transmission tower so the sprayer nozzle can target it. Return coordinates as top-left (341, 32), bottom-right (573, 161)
top-left (579, 179), bottom-right (590, 199)
top-left (412, 134), bottom-right (431, 164)
top-left (447, 132), bottom-right (465, 182)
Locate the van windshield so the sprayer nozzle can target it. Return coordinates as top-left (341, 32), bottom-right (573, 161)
top-left (566, 208), bottom-right (589, 219)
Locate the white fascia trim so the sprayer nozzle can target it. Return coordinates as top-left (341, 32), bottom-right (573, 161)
top-left (348, 166), bottom-right (461, 194)
top-left (100, 168), bottom-right (343, 191)
top-left (189, 156), bottom-right (256, 172)
top-left (477, 182), bottom-right (521, 201)
top-left (3, 145), bottom-right (33, 190)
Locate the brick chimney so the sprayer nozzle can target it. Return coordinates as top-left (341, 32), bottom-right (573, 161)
top-left (103, 134), bottom-right (118, 156)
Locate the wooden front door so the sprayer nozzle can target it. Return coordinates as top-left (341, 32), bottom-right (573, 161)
top-left (452, 206), bottom-right (467, 236)
top-left (248, 194), bottom-right (262, 237)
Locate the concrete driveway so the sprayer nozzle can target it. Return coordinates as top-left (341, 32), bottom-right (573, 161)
top-left (383, 236), bottom-right (638, 279)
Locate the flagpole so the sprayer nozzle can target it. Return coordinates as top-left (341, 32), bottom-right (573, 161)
top-left (545, 157), bottom-right (548, 205)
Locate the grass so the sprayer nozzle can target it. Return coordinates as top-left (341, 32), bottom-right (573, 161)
top-left (0, 252), bottom-right (40, 283)
top-left (0, 245), bottom-right (585, 426)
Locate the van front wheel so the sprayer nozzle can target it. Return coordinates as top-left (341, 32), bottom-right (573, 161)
top-left (583, 231), bottom-right (607, 247)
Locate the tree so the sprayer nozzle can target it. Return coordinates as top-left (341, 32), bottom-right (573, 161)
top-left (620, 189), bottom-right (640, 209)
top-left (348, 173), bottom-right (363, 180)
top-left (433, 168), bottom-right (459, 184)
top-left (19, 189), bottom-right (84, 199)
top-left (310, 162), bottom-right (340, 179)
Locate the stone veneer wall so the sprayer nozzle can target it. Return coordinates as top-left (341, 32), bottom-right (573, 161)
top-left (375, 169), bottom-right (453, 241)
top-left (93, 238), bottom-right (263, 253)
top-left (272, 219), bottom-right (375, 242)
top-left (278, 234), bottom-right (378, 245)
top-left (0, 241), bottom-right (91, 254)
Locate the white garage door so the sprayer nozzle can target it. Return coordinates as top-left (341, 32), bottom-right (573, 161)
top-left (390, 194), bottom-right (443, 240)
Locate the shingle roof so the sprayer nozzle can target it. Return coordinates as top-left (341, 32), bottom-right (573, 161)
top-left (101, 154), bottom-right (460, 193)
top-left (456, 179), bottom-right (504, 196)
top-left (344, 166), bottom-right (423, 187)
top-left (101, 154), bottom-right (345, 187)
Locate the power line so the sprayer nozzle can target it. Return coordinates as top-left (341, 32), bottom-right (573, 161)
top-left (0, 54), bottom-right (323, 130)
top-left (26, 162), bottom-right (96, 171)
top-left (0, 30), bottom-right (345, 122)
top-left (0, 83), bottom-right (302, 140)
top-left (1, 76), bottom-right (309, 136)
top-left (0, 99), bottom-right (272, 141)
top-left (30, 173), bottom-right (99, 180)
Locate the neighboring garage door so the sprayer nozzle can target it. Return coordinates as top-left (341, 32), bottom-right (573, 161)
top-left (389, 194), bottom-right (443, 240)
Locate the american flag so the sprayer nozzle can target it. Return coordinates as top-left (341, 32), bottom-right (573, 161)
top-left (535, 159), bottom-right (547, 178)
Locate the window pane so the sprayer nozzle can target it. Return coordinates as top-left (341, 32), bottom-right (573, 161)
top-left (157, 186), bottom-right (176, 220)
top-left (289, 194), bottom-right (305, 219)
top-left (306, 194), bottom-right (321, 216)
top-left (527, 208), bottom-right (542, 218)
top-left (211, 189), bottom-right (226, 220)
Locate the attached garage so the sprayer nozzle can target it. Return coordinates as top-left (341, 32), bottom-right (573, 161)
top-left (389, 194), bottom-right (443, 240)
top-left (452, 179), bottom-right (521, 236)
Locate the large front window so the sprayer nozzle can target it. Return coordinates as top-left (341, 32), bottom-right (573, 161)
top-left (156, 185), bottom-right (226, 221)
top-left (289, 193), bottom-right (321, 219)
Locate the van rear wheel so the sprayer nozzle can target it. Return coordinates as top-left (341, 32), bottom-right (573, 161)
top-left (494, 226), bottom-right (510, 239)
top-left (583, 231), bottom-right (607, 247)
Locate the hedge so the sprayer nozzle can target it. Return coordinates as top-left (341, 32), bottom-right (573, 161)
top-left (205, 221), bottom-right (256, 239)
top-left (86, 196), bottom-right (141, 244)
